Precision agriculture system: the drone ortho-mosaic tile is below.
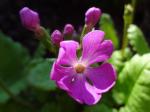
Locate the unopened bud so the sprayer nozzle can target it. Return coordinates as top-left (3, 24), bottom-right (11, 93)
top-left (51, 30), bottom-right (63, 45)
top-left (19, 7), bottom-right (40, 31)
top-left (63, 24), bottom-right (74, 36)
top-left (85, 7), bottom-right (101, 28)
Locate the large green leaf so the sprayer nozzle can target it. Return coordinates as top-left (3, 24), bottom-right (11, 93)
top-left (127, 24), bottom-right (150, 54)
top-left (99, 13), bottom-right (119, 49)
top-left (28, 59), bottom-right (56, 91)
top-left (0, 32), bottom-right (30, 103)
top-left (113, 53), bottom-right (150, 112)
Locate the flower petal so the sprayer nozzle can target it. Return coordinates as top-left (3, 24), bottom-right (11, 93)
top-left (86, 63), bottom-right (116, 93)
top-left (57, 75), bottom-right (101, 105)
top-left (81, 30), bottom-right (113, 65)
top-left (50, 61), bottom-right (75, 81)
top-left (57, 40), bottom-right (79, 65)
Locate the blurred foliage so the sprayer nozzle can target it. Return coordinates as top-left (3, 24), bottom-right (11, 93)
top-left (109, 48), bottom-right (132, 73)
top-left (84, 104), bottom-right (115, 112)
top-left (99, 13), bottom-right (119, 49)
top-left (27, 58), bottom-right (56, 91)
top-left (0, 32), bottom-right (30, 103)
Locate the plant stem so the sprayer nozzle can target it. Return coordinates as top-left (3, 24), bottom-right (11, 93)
top-left (131, 0), bottom-right (136, 23)
top-left (80, 24), bottom-right (86, 43)
top-left (0, 78), bottom-right (34, 109)
top-left (35, 26), bottom-right (56, 55)
top-left (121, 0), bottom-right (137, 56)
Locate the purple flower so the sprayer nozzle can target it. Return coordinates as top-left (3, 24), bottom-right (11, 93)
top-left (63, 24), bottom-right (74, 36)
top-left (50, 30), bottom-right (116, 105)
top-left (19, 7), bottom-right (40, 31)
top-left (51, 30), bottom-right (63, 45)
top-left (85, 7), bottom-right (101, 28)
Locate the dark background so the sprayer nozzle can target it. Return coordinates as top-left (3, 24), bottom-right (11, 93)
top-left (0, 0), bottom-right (150, 52)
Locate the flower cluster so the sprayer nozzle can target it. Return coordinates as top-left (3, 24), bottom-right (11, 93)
top-left (51, 24), bottom-right (74, 46)
top-left (19, 6), bottom-right (116, 105)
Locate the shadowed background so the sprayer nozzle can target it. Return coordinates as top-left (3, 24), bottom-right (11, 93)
top-left (0, 0), bottom-right (150, 54)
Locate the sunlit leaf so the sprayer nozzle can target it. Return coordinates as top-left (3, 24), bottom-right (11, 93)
top-left (113, 53), bottom-right (150, 112)
top-left (128, 24), bottom-right (150, 54)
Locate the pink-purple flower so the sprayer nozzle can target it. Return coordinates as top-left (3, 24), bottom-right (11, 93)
top-left (19, 7), bottom-right (40, 31)
top-left (51, 30), bottom-right (63, 45)
top-left (50, 30), bottom-right (116, 105)
top-left (63, 24), bottom-right (74, 36)
top-left (85, 7), bottom-right (101, 28)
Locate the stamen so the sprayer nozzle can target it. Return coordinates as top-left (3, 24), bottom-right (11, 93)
top-left (74, 63), bottom-right (85, 73)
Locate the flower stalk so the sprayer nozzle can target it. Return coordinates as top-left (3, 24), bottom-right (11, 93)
top-left (121, 0), bottom-right (137, 56)
top-left (80, 24), bottom-right (87, 43)
top-left (35, 26), bottom-right (56, 55)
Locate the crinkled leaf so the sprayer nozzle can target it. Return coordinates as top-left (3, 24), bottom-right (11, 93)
top-left (0, 32), bottom-right (30, 103)
top-left (28, 59), bottom-right (56, 91)
top-left (99, 13), bottom-right (119, 49)
top-left (113, 53), bottom-right (150, 112)
top-left (128, 24), bottom-right (150, 54)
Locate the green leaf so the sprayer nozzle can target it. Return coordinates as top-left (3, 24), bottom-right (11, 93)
top-left (41, 92), bottom-right (78, 112)
top-left (84, 103), bottom-right (116, 112)
top-left (109, 48), bottom-right (132, 73)
top-left (0, 32), bottom-right (30, 103)
top-left (28, 59), bottom-right (56, 91)
top-left (41, 103), bottom-right (61, 112)
top-left (0, 79), bottom-right (27, 104)
top-left (0, 100), bottom-right (32, 112)
top-left (128, 24), bottom-right (150, 54)
top-left (99, 13), bottom-right (119, 49)
top-left (113, 53), bottom-right (150, 112)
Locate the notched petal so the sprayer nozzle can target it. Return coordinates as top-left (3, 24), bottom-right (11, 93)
top-left (57, 40), bottom-right (79, 65)
top-left (86, 63), bottom-right (116, 93)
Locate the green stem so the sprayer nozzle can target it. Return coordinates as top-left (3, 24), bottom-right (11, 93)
top-left (0, 78), bottom-right (34, 109)
top-left (35, 27), bottom-right (56, 55)
top-left (121, 0), bottom-right (137, 56)
top-left (34, 42), bottom-right (45, 58)
top-left (80, 24), bottom-right (87, 44)
top-left (131, 0), bottom-right (136, 23)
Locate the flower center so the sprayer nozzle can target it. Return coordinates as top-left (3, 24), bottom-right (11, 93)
top-left (74, 63), bottom-right (85, 73)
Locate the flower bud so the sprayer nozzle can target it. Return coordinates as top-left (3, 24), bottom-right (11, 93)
top-left (63, 24), bottom-right (74, 36)
top-left (85, 7), bottom-right (101, 27)
top-left (51, 30), bottom-right (63, 45)
top-left (19, 7), bottom-right (40, 31)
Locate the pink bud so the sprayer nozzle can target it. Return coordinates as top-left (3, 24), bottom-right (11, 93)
top-left (51, 30), bottom-right (63, 45)
top-left (19, 7), bottom-right (40, 31)
top-left (85, 7), bottom-right (101, 27)
top-left (63, 24), bottom-right (74, 36)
